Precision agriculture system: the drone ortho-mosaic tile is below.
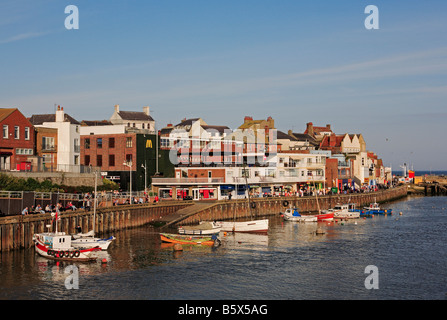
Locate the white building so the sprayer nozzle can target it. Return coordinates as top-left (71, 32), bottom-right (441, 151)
top-left (29, 106), bottom-right (81, 172)
top-left (110, 104), bottom-right (155, 133)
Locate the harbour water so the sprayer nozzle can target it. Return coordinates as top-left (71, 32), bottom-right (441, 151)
top-left (0, 195), bottom-right (446, 301)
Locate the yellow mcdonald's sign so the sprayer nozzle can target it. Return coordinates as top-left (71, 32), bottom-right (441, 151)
top-left (146, 139), bottom-right (153, 148)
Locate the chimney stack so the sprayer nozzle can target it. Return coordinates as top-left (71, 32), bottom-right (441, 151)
top-left (55, 105), bottom-right (64, 122)
top-left (143, 106), bottom-right (150, 116)
top-left (114, 104), bottom-right (120, 113)
top-left (306, 122), bottom-right (314, 136)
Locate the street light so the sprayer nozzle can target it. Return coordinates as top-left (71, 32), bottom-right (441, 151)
top-left (141, 161), bottom-right (147, 194)
top-left (123, 161), bottom-right (132, 203)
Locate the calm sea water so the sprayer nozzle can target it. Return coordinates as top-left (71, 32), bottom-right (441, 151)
top-left (1, 196), bottom-right (446, 301)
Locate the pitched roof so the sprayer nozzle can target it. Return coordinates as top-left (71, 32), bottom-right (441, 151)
top-left (290, 132), bottom-right (318, 145)
top-left (81, 120), bottom-right (112, 126)
top-left (319, 134), bottom-right (344, 149)
top-left (117, 111), bottom-right (154, 121)
top-left (29, 113), bottom-right (80, 125)
top-left (276, 130), bottom-right (298, 141)
top-left (201, 125), bottom-right (230, 134)
top-left (175, 118), bottom-right (201, 127)
top-left (0, 108), bottom-right (17, 122)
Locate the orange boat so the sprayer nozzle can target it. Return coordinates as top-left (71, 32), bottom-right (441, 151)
top-left (160, 233), bottom-right (219, 246)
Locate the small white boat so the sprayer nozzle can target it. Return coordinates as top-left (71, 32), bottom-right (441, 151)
top-left (215, 219), bottom-right (269, 233)
top-left (283, 208), bottom-right (317, 222)
top-left (33, 232), bottom-right (101, 262)
top-left (72, 230), bottom-right (94, 239)
top-left (178, 221), bottom-right (221, 235)
top-left (71, 235), bottom-right (115, 250)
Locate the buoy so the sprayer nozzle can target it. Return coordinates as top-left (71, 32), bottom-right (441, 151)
top-left (315, 227), bottom-right (325, 235)
top-left (399, 212), bottom-right (403, 215)
top-left (223, 232), bottom-right (227, 236)
top-left (102, 258), bottom-right (107, 264)
top-left (173, 244), bottom-right (183, 251)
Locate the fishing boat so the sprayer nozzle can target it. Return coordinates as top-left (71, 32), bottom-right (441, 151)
top-left (160, 233), bottom-right (220, 246)
top-left (33, 232), bottom-right (101, 262)
top-left (215, 219), bottom-right (269, 233)
top-left (178, 221), bottom-right (221, 235)
top-left (324, 203), bottom-right (360, 219)
top-left (283, 208), bottom-right (318, 222)
top-left (363, 200), bottom-right (393, 215)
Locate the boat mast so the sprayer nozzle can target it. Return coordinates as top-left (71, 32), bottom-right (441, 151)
top-left (93, 170), bottom-right (97, 237)
top-left (312, 172), bottom-right (321, 214)
top-left (243, 163), bottom-right (253, 219)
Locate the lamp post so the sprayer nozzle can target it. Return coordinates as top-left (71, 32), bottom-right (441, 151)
top-left (124, 161), bottom-right (132, 203)
top-left (141, 161), bottom-right (147, 194)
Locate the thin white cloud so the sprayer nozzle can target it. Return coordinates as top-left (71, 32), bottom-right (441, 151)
top-left (0, 31), bottom-right (49, 45)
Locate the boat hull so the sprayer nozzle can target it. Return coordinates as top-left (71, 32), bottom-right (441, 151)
top-left (316, 212), bottom-right (334, 221)
top-left (160, 233), bottom-right (217, 246)
top-left (215, 219), bottom-right (269, 233)
top-left (282, 208), bottom-right (318, 222)
top-left (71, 236), bottom-right (115, 250)
top-left (34, 234), bottom-right (100, 262)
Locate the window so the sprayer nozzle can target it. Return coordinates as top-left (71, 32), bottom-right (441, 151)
top-left (97, 138), bottom-right (103, 148)
top-left (74, 155), bottom-right (79, 165)
top-left (42, 137), bottom-right (55, 151)
top-left (125, 154), bottom-right (132, 166)
top-left (42, 154), bottom-right (53, 164)
top-left (84, 138), bottom-right (90, 149)
top-left (97, 155), bottom-right (103, 166)
top-left (2, 125), bottom-right (8, 139)
top-left (142, 123), bottom-right (145, 129)
top-left (14, 126), bottom-right (19, 139)
top-left (109, 154), bottom-right (115, 166)
top-left (74, 139), bottom-right (80, 152)
top-left (16, 148), bottom-right (33, 155)
top-left (25, 127), bottom-right (30, 140)
top-left (126, 137), bottom-right (132, 148)
top-left (85, 155), bottom-right (90, 166)
top-left (109, 137), bottom-right (115, 148)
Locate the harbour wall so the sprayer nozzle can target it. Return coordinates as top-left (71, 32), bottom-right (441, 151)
top-left (174, 185), bottom-right (408, 226)
top-left (0, 202), bottom-right (189, 252)
top-left (0, 186), bottom-right (407, 252)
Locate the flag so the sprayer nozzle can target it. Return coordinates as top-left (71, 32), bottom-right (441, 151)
top-left (409, 170), bottom-right (415, 179)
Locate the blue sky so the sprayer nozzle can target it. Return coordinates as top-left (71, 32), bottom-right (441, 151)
top-left (1, 1), bottom-right (447, 171)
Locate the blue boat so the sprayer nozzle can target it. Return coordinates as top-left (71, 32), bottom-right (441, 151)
top-left (363, 200), bottom-right (393, 215)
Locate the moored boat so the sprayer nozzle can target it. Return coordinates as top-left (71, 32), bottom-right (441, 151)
top-left (283, 208), bottom-right (317, 222)
top-left (215, 219), bottom-right (269, 233)
top-left (71, 235), bottom-right (115, 250)
top-left (363, 201), bottom-right (393, 215)
top-left (160, 233), bottom-right (220, 246)
top-left (178, 221), bottom-right (221, 235)
top-left (33, 232), bottom-right (101, 262)
top-left (324, 203), bottom-right (360, 219)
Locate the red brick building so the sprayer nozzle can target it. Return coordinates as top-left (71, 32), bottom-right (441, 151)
top-left (0, 108), bottom-right (35, 171)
